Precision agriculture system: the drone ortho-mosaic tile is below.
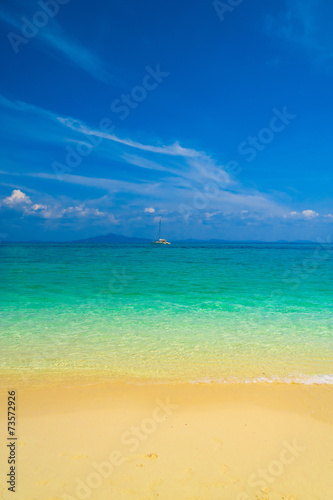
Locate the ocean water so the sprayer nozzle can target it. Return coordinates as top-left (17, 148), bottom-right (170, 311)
top-left (0, 243), bottom-right (332, 384)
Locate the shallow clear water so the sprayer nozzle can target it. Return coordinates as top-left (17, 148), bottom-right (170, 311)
top-left (0, 243), bottom-right (332, 383)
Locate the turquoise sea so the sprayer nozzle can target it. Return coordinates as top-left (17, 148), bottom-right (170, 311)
top-left (0, 243), bottom-right (332, 384)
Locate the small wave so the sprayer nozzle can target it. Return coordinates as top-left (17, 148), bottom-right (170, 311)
top-left (188, 374), bottom-right (333, 385)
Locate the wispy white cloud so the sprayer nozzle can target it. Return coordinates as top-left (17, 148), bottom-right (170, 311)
top-left (122, 153), bottom-right (177, 174)
top-left (264, 0), bottom-right (333, 62)
top-left (57, 116), bottom-right (234, 189)
top-left (0, 94), bottom-right (57, 120)
top-left (0, 7), bottom-right (118, 84)
top-left (57, 116), bottom-right (200, 157)
top-left (41, 28), bottom-right (116, 84)
top-left (27, 171), bottom-right (288, 220)
top-left (0, 94), bottom-right (231, 188)
top-left (28, 172), bottom-right (157, 195)
top-left (0, 94), bottom-right (289, 220)
top-left (1, 95), bottom-right (327, 226)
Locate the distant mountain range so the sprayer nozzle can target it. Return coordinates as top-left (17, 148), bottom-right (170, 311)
top-left (1, 232), bottom-right (317, 244)
top-left (73, 233), bottom-right (150, 244)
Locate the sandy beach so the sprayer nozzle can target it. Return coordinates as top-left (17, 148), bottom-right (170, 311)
top-left (0, 381), bottom-right (332, 500)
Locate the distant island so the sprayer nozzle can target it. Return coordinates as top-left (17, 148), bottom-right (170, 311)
top-left (74, 233), bottom-right (151, 244)
top-left (0, 232), bottom-right (317, 244)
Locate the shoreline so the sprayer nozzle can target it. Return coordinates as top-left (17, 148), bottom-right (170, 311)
top-left (0, 381), bottom-right (332, 499)
top-left (1, 368), bottom-right (333, 390)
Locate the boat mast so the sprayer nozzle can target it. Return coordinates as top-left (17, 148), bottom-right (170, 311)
top-left (159, 218), bottom-right (161, 239)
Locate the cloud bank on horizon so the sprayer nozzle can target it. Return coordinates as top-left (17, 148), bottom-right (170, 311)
top-left (0, 0), bottom-right (332, 241)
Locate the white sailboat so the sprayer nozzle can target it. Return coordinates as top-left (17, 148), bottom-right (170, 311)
top-left (151, 218), bottom-right (171, 245)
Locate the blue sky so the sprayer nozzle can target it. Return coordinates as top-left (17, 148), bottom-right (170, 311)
top-left (0, 0), bottom-right (332, 241)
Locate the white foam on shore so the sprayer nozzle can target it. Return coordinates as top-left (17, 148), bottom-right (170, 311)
top-left (130, 374), bottom-right (333, 385)
top-left (188, 374), bottom-right (333, 385)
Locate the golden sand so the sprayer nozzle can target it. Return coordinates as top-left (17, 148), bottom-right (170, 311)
top-left (0, 381), bottom-right (332, 499)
